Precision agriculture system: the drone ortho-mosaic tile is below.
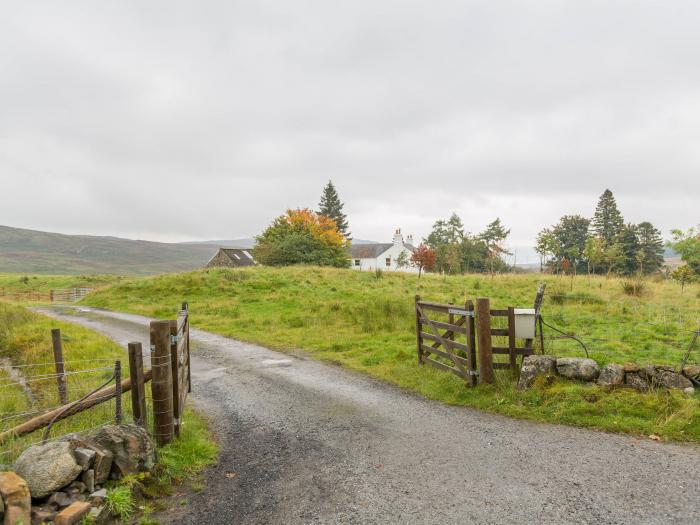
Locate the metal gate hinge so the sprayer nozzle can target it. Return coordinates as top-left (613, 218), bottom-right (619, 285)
top-left (171, 334), bottom-right (181, 345)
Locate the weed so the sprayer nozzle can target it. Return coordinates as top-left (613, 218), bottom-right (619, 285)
top-left (106, 485), bottom-right (136, 520)
top-left (622, 280), bottom-right (646, 297)
top-left (374, 268), bottom-right (384, 280)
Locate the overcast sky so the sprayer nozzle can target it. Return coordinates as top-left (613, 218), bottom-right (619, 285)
top-left (1, 1), bottom-right (699, 262)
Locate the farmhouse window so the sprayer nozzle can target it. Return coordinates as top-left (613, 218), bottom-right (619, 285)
top-left (385, 257), bottom-right (391, 267)
top-left (354, 259), bottom-right (360, 266)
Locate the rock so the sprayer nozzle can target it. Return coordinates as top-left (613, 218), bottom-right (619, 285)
top-left (684, 387), bottom-right (696, 395)
top-left (517, 355), bottom-right (557, 389)
top-left (556, 357), bottom-right (600, 381)
top-left (53, 501), bottom-right (91, 525)
top-left (88, 488), bottom-right (107, 506)
top-left (47, 491), bottom-right (76, 509)
top-left (682, 366), bottom-right (700, 386)
top-left (597, 364), bottom-right (625, 387)
top-left (622, 362), bottom-right (640, 373)
top-left (654, 369), bottom-right (694, 390)
top-left (81, 470), bottom-right (95, 494)
top-left (13, 441), bottom-right (82, 498)
top-left (73, 448), bottom-right (95, 471)
top-left (625, 372), bottom-right (649, 391)
top-left (92, 425), bottom-right (156, 478)
top-left (31, 505), bottom-right (57, 524)
top-left (0, 471), bottom-right (31, 525)
top-left (638, 365), bottom-right (658, 382)
top-left (66, 481), bottom-right (86, 494)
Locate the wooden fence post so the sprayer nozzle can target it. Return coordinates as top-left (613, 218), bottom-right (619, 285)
top-left (476, 298), bottom-right (495, 384)
top-left (114, 360), bottom-right (122, 424)
top-left (51, 328), bottom-right (69, 405)
top-left (466, 300), bottom-right (477, 387)
top-left (170, 320), bottom-right (181, 437)
top-left (507, 307), bottom-right (518, 375)
top-left (415, 295), bottom-right (423, 364)
top-left (182, 302), bottom-right (191, 394)
top-left (150, 320), bottom-right (174, 446)
top-left (128, 343), bottom-right (147, 428)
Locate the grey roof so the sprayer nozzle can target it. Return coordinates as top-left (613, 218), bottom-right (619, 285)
top-left (220, 248), bottom-right (256, 266)
top-left (349, 243), bottom-right (414, 258)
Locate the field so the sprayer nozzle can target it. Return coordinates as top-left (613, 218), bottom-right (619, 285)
top-left (82, 266), bottom-right (700, 443)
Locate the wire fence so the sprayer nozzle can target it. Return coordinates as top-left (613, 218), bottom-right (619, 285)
top-left (530, 296), bottom-right (700, 366)
top-left (0, 357), bottom-right (153, 464)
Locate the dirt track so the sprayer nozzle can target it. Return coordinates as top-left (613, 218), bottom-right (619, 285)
top-left (37, 307), bottom-right (700, 525)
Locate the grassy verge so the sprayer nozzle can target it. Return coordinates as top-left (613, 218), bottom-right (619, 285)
top-left (83, 266), bottom-right (700, 443)
top-left (0, 273), bottom-right (124, 305)
top-left (0, 303), bottom-right (218, 525)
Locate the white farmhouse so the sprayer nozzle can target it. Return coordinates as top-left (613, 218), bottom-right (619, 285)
top-left (349, 229), bottom-right (418, 273)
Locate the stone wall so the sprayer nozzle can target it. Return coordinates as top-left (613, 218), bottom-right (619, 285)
top-left (0, 424), bottom-right (155, 525)
top-left (518, 355), bottom-right (698, 394)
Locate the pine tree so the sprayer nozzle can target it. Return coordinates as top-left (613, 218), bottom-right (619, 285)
top-left (636, 221), bottom-right (664, 275)
top-left (317, 180), bottom-right (350, 239)
top-left (591, 189), bottom-right (624, 245)
top-left (616, 223), bottom-right (640, 276)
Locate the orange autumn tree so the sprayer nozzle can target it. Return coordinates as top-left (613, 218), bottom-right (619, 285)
top-left (410, 244), bottom-right (437, 278)
top-left (253, 208), bottom-right (350, 267)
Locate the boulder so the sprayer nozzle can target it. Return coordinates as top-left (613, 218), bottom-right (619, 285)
top-left (597, 364), bottom-right (625, 387)
top-left (682, 366), bottom-right (700, 386)
top-left (556, 357), bottom-right (600, 381)
top-left (54, 501), bottom-right (91, 525)
top-left (13, 441), bottom-right (82, 498)
top-left (684, 387), bottom-right (696, 395)
top-left (91, 425), bottom-right (156, 478)
top-left (31, 505), bottom-right (57, 524)
top-left (81, 469), bottom-right (95, 494)
top-left (622, 362), bottom-right (640, 373)
top-left (625, 372), bottom-right (649, 391)
top-left (518, 355), bottom-right (557, 389)
top-left (654, 368), bottom-right (693, 390)
top-left (0, 471), bottom-right (31, 525)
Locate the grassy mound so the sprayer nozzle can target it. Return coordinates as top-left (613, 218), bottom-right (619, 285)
top-left (83, 266), bottom-right (700, 442)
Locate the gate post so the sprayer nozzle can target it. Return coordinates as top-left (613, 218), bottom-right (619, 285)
top-left (415, 295), bottom-right (423, 364)
top-left (476, 298), bottom-right (495, 384)
top-left (128, 342), bottom-right (147, 428)
top-left (51, 328), bottom-right (69, 405)
top-left (150, 320), bottom-right (174, 446)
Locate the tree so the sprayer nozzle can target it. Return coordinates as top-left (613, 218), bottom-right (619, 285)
top-left (395, 250), bottom-right (409, 269)
top-left (254, 208), bottom-right (350, 267)
top-left (410, 244), bottom-right (437, 278)
top-left (318, 180), bottom-right (350, 239)
top-left (671, 265), bottom-right (696, 294)
top-left (615, 223), bottom-right (640, 276)
top-left (668, 227), bottom-right (700, 274)
top-left (636, 221), bottom-right (664, 275)
top-left (552, 215), bottom-right (590, 274)
top-left (535, 228), bottom-right (558, 272)
top-left (591, 189), bottom-right (624, 245)
top-left (479, 218), bottom-right (511, 276)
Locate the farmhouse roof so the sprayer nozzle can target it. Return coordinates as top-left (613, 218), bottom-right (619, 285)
top-left (208, 247), bottom-right (256, 267)
top-left (349, 242), bottom-right (415, 258)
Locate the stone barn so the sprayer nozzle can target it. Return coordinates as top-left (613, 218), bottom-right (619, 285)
top-left (205, 248), bottom-right (256, 268)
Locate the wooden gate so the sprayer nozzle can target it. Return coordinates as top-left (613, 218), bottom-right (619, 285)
top-left (170, 302), bottom-right (191, 436)
top-left (415, 296), bottom-right (478, 386)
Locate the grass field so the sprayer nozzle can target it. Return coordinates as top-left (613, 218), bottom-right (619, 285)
top-left (82, 266), bottom-right (700, 443)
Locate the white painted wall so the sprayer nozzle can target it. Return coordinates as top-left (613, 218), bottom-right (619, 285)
top-left (351, 243), bottom-right (418, 273)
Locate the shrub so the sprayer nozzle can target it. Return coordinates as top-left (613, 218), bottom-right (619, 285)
top-left (621, 280), bottom-right (646, 297)
top-left (106, 485), bottom-right (135, 520)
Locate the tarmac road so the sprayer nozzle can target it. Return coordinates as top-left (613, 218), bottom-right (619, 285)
top-left (36, 306), bottom-right (700, 525)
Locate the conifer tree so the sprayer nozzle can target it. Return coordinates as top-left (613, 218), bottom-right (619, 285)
top-left (591, 189), bottom-right (624, 245)
top-left (636, 221), bottom-right (664, 274)
top-left (318, 180), bottom-right (350, 239)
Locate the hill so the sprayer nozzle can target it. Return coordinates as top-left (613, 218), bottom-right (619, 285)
top-left (0, 225), bottom-right (220, 275)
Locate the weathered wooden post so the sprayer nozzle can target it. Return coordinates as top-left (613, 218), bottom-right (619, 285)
top-left (150, 320), bottom-right (174, 446)
top-left (51, 328), bottom-right (68, 405)
top-left (415, 295), bottom-right (423, 364)
top-left (170, 320), bottom-right (181, 437)
top-left (182, 302), bottom-right (191, 395)
top-left (507, 307), bottom-right (517, 374)
top-left (128, 342), bottom-right (147, 428)
top-left (114, 360), bottom-right (122, 424)
top-left (476, 298), bottom-right (495, 384)
top-left (465, 300), bottom-right (477, 386)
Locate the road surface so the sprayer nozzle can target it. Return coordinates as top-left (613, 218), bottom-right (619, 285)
top-left (36, 307), bottom-right (700, 525)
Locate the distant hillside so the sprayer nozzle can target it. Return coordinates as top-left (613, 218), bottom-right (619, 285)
top-left (0, 225), bottom-right (221, 275)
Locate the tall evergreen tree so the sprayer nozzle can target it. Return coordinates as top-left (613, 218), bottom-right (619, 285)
top-left (636, 221), bottom-right (664, 274)
top-left (318, 180), bottom-right (350, 239)
top-left (616, 223), bottom-right (640, 276)
top-left (591, 189), bottom-right (624, 245)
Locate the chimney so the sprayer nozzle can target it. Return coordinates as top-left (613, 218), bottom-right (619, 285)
top-left (406, 234), bottom-right (413, 245)
top-left (392, 228), bottom-right (403, 245)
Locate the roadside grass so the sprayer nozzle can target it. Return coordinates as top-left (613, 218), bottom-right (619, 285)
top-left (0, 273), bottom-right (124, 305)
top-left (83, 266), bottom-right (700, 443)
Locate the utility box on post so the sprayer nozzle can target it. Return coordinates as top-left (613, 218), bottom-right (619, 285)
top-left (514, 308), bottom-right (536, 339)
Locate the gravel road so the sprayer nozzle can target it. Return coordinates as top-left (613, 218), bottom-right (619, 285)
top-left (36, 307), bottom-right (700, 525)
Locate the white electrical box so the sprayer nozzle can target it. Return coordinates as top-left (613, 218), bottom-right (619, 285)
top-left (514, 308), bottom-right (536, 339)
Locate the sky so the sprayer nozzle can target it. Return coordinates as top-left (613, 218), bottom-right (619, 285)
top-left (1, 1), bottom-right (699, 263)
